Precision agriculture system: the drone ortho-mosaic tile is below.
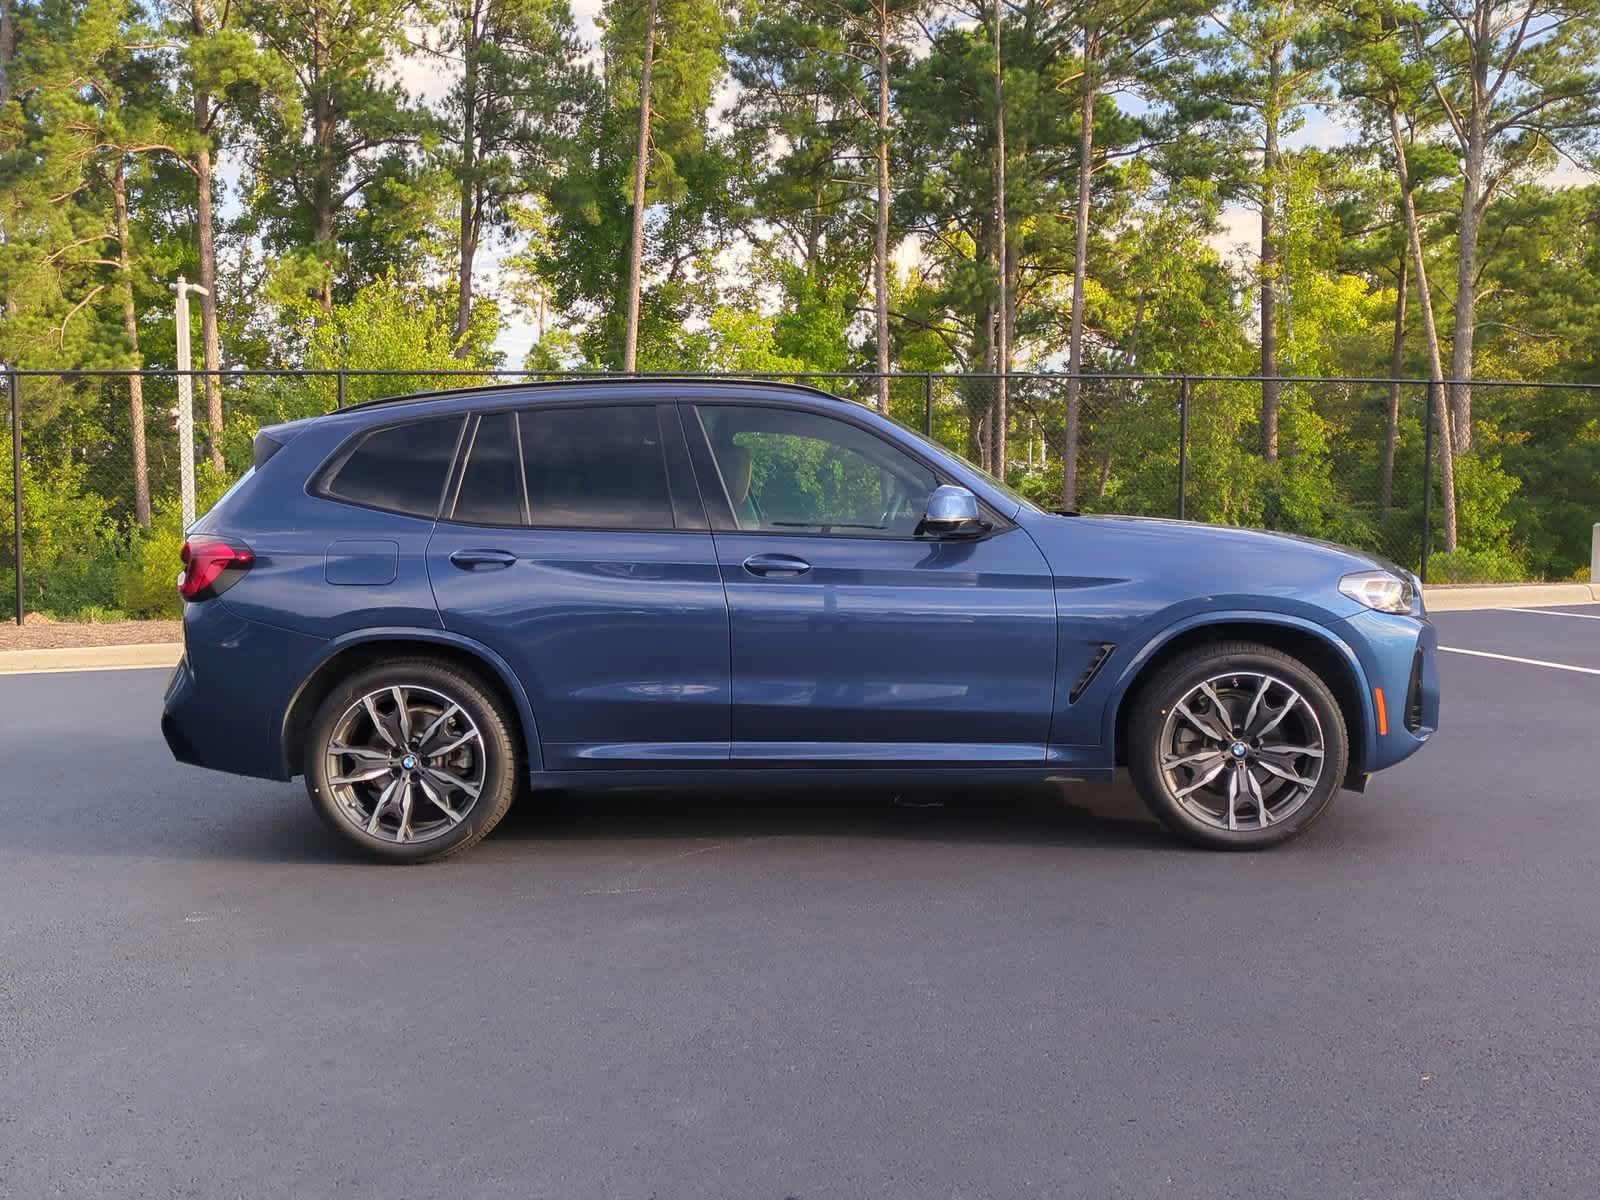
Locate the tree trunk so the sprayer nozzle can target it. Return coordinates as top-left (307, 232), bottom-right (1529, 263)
top-left (1062, 30), bottom-right (1096, 509)
top-left (968, 278), bottom-right (996, 470)
top-left (315, 203), bottom-right (336, 315)
top-left (454, 4), bottom-right (480, 354)
top-left (191, 1), bottom-right (223, 469)
top-left (1380, 250), bottom-right (1406, 519)
top-left (1259, 42), bottom-right (1283, 462)
top-left (622, 0), bottom-right (658, 373)
top-left (113, 159), bottom-right (151, 527)
top-left (1447, 77), bottom-right (1487, 456)
top-left (991, 0), bottom-right (1008, 475)
top-left (312, 7), bottom-right (336, 317)
top-left (1389, 107), bottom-right (1456, 552)
top-left (872, 0), bottom-right (891, 415)
top-left (1, 0), bottom-right (15, 109)
top-left (194, 146), bottom-right (223, 470)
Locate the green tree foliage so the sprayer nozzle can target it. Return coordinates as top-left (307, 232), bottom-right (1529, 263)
top-left (538, 0), bottom-right (731, 366)
top-left (8, 0), bottom-right (1600, 619)
top-left (432, 0), bottom-right (591, 346)
top-left (239, 0), bottom-right (438, 313)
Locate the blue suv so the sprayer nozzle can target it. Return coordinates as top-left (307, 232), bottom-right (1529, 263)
top-left (162, 380), bottom-right (1439, 862)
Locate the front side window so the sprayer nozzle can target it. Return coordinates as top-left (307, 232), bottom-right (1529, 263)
top-left (323, 416), bottom-right (464, 517)
top-left (694, 404), bottom-right (938, 536)
top-left (520, 405), bottom-right (676, 529)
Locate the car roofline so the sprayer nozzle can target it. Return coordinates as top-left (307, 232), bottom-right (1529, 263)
top-left (339, 376), bottom-right (852, 415)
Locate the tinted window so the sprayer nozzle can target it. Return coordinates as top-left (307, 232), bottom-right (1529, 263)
top-left (324, 417), bottom-right (463, 516)
top-left (520, 405), bottom-right (675, 529)
top-left (453, 412), bottom-right (526, 525)
top-left (695, 405), bottom-right (937, 536)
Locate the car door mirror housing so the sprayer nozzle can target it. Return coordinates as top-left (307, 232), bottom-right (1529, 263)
top-left (917, 485), bottom-right (988, 539)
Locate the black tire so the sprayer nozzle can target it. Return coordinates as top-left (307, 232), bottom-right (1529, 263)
top-left (1127, 641), bottom-right (1348, 850)
top-left (304, 657), bottom-right (519, 863)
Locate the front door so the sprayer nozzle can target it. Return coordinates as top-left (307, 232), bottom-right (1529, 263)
top-left (427, 402), bottom-right (729, 770)
top-left (683, 400), bottom-right (1057, 765)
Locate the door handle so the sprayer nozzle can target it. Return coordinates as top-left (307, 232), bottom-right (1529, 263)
top-left (742, 553), bottom-right (812, 577)
top-left (449, 548), bottom-right (518, 570)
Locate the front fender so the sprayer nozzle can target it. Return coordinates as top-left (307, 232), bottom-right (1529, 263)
top-left (278, 625), bottom-right (545, 776)
top-left (1098, 608), bottom-right (1376, 773)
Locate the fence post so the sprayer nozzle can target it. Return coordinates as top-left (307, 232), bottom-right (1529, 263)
top-left (1420, 380), bottom-right (1435, 584)
top-left (1177, 375), bottom-right (1190, 520)
top-left (336, 367), bottom-right (347, 411)
top-left (924, 373), bottom-right (934, 436)
top-left (9, 368), bottom-right (22, 626)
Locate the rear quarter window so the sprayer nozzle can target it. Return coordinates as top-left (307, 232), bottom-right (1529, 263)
top-left (321, 416), bottom-right (465, 517)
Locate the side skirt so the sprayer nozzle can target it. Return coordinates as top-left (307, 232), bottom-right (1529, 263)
top-left (529, 766), bottom-right (1118, 792)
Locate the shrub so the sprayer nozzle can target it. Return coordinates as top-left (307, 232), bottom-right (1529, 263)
top-left (71, 604), bottom-right (130, 624)
top-left (0, 428), bottom-right (125, 618)
top-left (115, 463), bottom-right (234, 619)
top-left (1425, 546), bottom-right (1530, 584)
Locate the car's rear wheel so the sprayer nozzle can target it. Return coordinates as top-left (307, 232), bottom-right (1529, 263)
top-left (304, 658), bottom-right (518, 863)
top-left (1127, 642), bottom-right (1348, 849)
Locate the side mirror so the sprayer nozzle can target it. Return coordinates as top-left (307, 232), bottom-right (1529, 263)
top-left (916, 485), bottom-right (987, 539)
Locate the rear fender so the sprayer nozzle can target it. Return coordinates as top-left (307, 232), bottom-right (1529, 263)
top-left (279, 626), bottom-right (545, 776)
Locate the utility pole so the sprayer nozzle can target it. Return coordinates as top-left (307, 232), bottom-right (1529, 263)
top-left (173, 276), bottom-right (209, 528)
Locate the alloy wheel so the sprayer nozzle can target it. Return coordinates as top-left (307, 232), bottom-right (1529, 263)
top-left (322, 684), bottom-right (486, 845)
top-left (1158, 670), bottom-right (1326, 832)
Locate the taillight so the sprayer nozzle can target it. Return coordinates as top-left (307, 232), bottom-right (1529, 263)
top-left (177, 536), bottom-right (254, 602)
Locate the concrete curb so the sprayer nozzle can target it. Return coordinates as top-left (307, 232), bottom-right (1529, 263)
top-left (1422, 583), bottom-right (1599, 612)
top-left (0, 642), bottom-right (183, 675)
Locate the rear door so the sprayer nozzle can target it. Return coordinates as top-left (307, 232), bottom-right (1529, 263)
top-left (683, 399), bottom-right (1057, 765)
top-left (426, 402), bottom-right (729, 770)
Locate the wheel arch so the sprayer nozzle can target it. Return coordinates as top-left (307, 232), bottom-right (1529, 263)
top-left (1106, 613), bottom-right (1374, 784)
top-left (279, 628), bottom-right (543, 778)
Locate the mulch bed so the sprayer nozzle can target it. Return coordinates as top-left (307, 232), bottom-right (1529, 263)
top-left (0, 616), bottom-right (183, 652)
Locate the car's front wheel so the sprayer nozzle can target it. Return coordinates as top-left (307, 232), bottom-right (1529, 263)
top-left (1127, 642), bottom-right (1348, 849)
top-left (304, 658), bottom-right (518, 863)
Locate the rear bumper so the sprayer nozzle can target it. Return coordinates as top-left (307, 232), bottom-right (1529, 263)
top-left (160, 659), bottom-right (204, 765)
top-left (160, 601), bottom-right (325, 780)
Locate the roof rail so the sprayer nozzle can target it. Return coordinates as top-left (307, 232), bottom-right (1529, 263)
top-left (340, 375), bottom-right (848, 413)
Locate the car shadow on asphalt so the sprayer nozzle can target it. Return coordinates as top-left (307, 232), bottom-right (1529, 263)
top-left (487, 777), bottom-right (1170, 853)
top-left (217, 777), bottom-right (1174, 865)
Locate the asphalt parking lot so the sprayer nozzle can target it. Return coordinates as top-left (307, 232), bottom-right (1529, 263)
top-left (4, 605), bottom-right (1600, 1199)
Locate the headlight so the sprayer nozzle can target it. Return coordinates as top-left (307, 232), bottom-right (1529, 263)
top-left (1339, 569), bottom-right (1416, 614)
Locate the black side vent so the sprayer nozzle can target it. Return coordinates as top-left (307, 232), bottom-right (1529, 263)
top-left (1404, 648), bottom-right (1425, 733)
top-left (1070, 643), bottom-right (1116, 704)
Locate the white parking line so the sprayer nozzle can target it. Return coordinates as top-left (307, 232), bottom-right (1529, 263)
top-left (1501, 607), bottom-right (1600, 621)
top-left (1440, 646), bottom-right (1600, 676)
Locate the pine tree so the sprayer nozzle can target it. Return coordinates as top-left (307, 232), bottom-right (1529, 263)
top-left (1202, 0), bottom-right (1332, 464)
top-left (1409, 0), bottom-right (1600, 454)
top-left (434, 0), bottom-right (590, 354)
top-left (158, 0), bottom-right (296, 464)
top-left (239, 0), bottom-right (435, 314)
top-left (543, 0), bottom-right (729, 368)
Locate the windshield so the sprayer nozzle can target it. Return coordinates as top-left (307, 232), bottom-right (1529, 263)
top-left (888, 417), bottom-right (1046, 514)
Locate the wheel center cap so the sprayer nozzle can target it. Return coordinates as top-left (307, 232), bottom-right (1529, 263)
top-left (1229, 741), bottom-right (1249, 760)
top-left (400, 754), bottom-right (418, 771)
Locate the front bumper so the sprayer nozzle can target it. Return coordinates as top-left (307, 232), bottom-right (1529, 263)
top-left (1337, 608), bottom-right (1439, 773)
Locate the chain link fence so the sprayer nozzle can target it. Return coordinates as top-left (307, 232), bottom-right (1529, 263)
top-left (4, 368), bottom-right (1598, 622)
